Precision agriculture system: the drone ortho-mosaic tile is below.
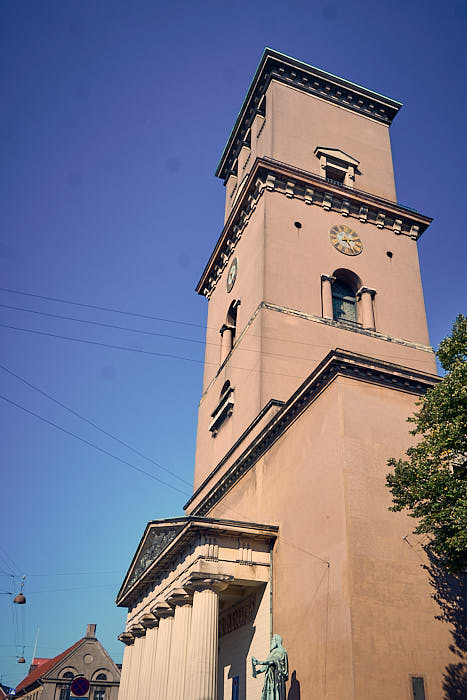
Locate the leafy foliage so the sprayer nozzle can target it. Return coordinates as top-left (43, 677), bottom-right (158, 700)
top-left (386, 315), bottom-right (467, 573)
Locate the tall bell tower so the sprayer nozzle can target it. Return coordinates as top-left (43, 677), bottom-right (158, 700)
top-left (185, 49), bottom-right (454, 698)
top-left (191, 49), bottom-right (435, 491)
top-left (116, 49), bottom-right (455, 700)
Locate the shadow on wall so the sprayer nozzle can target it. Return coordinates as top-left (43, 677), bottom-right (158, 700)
top-left (287, 670), bottom-right (301, 699)
top-left (225, 625), bottom-right (255, 700)
top-left (425, 552), bottom-right (467, 698)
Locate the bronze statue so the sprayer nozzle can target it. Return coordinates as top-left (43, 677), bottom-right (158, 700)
top-left (252, 634), bottom-right (288, 699)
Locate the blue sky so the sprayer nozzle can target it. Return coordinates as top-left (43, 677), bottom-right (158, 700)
top-left (1, 0), bottom-right (466, 689)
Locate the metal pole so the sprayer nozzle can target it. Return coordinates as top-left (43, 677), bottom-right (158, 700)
top-left (31, 628), bottom-right (39, 667)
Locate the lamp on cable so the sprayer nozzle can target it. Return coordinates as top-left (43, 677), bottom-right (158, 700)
top-left (14, 575), bottom-right (26, 604)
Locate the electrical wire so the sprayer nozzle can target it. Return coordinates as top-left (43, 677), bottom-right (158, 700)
top-left (0, 298), bottom-right (436, 366)
top-left (0, 302), bottom-right (207, 346)
top-left (0, 391), bottom-right (191, 497)
top-left (0, 322), bottom-right (307, 380)
top-left (0, 361), bottom-right (192, 488)
top-left (0, 287), bottom-right (207, 329)
top-left (0, 546), bottom-right (22, 577)
top-left (27, 570), bottom-right (122, 577)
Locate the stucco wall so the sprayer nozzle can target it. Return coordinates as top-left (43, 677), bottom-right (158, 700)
top-left (266, 80), bottom-right (397, 202)
top-left (218, 584), bottom-right (270, 700)
top-left (206, 376), bottom-right (455, 699)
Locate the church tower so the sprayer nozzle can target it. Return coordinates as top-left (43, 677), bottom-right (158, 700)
top-left (190, 50), bottom-right (436, 494)
top-left (116, 50), bottom-right (454, 700)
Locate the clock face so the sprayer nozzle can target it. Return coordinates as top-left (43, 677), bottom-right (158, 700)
top-left (226, 257), bottom-right (238, 292)
top-left (329, 225), bottom-right (363, 256)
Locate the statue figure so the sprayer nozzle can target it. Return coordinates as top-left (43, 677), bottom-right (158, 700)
top-left (251, 634), bottom-right (289, 700)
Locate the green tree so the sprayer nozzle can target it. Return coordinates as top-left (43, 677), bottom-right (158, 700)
top-left (386, 314), bottom-right (467, 573)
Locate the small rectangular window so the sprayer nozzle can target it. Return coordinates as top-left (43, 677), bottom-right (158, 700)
top-left (326, 165), bottom-right (346, 185)
top-left (411, 676), bottom-right (426, 700)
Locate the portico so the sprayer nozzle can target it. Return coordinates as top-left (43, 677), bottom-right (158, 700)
top-left (116, 518), bottom-right (277, 700)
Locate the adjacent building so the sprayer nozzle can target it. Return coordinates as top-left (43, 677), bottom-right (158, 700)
top-left (15, 624), bottom-right (120, 700)
top-left (115, 49), bottom-right (456, 699)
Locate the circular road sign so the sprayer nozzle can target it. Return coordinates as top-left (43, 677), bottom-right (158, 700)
top-left (70, 677), bottom-right (89, 696)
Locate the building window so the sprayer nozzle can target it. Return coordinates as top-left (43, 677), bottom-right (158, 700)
top-left (332, 279), bottom-right (358, 324)
top-left (411, 676), bottom-right (426, 700)
top-left (325, 164), bottom-right (346, 185)
top-left (93, 673), bottom-right (108, 700)
top-left (314, 146), bottom-right (359, 188)
top-left (227, 300), bottom-right (238, 345)
top-left (209, 381), bottom-right (235, 437)
top-left (220, 299), bottom-right (240, 365)
top-left (58, 672), bottom-right (74, 700)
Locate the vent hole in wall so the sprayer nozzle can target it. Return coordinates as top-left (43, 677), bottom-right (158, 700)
top-left (386, 251), bottom-right (393, 258)
top-left (294, 221), bottom-right (302, 229)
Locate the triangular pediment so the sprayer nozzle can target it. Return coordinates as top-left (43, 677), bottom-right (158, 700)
top-left (314, 147), bottom-right (360, 166)
top-left (118, 518), bottom-right (188, 602)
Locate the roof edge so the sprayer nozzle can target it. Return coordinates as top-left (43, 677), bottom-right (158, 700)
top-left (215, 48), bottom-right (402, 180)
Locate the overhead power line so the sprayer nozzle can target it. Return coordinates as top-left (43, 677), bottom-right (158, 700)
top-left (0, 323), bottom-right (306, 380)
top-left (0, 391), bottom-right (191, 497)
top-left (0, 361), bottom-right (191, 488)
top-left (0, 286), bottom-right (206, 329)
top-left (0, 546), bottom-right (22, 577)
top-left (0, 289), bottom-right (435, 366)
top-left (0, 302), bottom-right (206, 346)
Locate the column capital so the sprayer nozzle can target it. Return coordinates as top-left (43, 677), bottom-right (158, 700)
top-left (321, 273), bottom-right (336, 283)
top-left (167, 587), bottom-right (192, 607)
top-left (129, 624), bottom-right (146, 637)
top-left (118, 632), bottom-right (135, 646)
top-left (182, 573), bottom-right (233, 594)
top-left (356, 286), bottom-right (376, 298)
top-left (140, 612), bottom-right (159, 629)
top-left (151, 600), bottom-right (175, 618)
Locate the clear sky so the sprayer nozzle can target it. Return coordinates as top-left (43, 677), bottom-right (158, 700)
top-left (1, 0), bottom-right (466, 689)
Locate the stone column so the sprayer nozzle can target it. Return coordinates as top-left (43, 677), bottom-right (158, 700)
top-left (184, 576), bottom-right (231, 700)
top-left (219, 324), bottom-right (234, 364)
top-left (117, 633), bottom-right (134, 700)
top-left (151, 601), bottom-right (174, 699)
top-left (357, 286), bottom-right (376, 330)
top-left (166, 589), bottom-right (193, 700)
top-left (128, 625), bottom-right (145, 699)
top-left (321, 274), bottom-right (336, 320)
top-left (140, 613), bottom-right (159, 700)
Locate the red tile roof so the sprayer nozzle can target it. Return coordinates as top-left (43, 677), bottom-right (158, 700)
top-left (16, 639), bottom-right (84, 693)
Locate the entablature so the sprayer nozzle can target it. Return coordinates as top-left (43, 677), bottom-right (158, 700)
top-left (116, 516), bottom-right (278, 609)
top-left (197, 157), bottom-right (433, 299)
top-left (216, 48), bottom-right (402, 182)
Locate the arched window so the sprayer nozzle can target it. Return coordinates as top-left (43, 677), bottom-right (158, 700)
top-left (93, 673), bottom-right (108, 700)
top-left (332, 279), bottom-right (357, 323)
top-left (58, 672), bottom-right (74, 700)
top-left (331, 269), bottom-right (361, 325)
top-left (226, 300), bottom-right (239, 347)
top-left (220, 300), bottom-right (240, 365)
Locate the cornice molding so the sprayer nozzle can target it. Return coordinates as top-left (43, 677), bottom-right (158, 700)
top-left (116, 516), bottom-right (278, 607)
top-left (187, 349), bottom-right (439, 517)
top-left (198, 298), bottom-right (433, 411)
top-left (196, 157), bottom-right (432, 298)
top-left (216, 48), bottom-right (401, 181)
